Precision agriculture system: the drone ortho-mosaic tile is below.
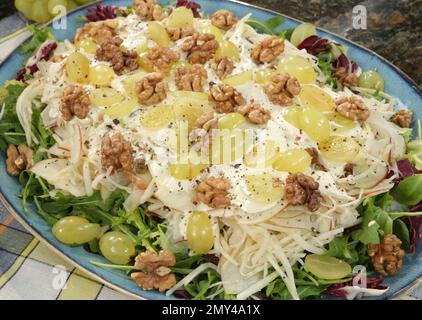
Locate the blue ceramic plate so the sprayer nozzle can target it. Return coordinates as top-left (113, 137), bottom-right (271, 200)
top-left (0, 0), bottom-right (421, 300)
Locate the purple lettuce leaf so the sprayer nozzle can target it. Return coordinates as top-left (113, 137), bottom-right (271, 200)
top-left (173, 290), bottom-right (192, 299)
top-left (325, 275), bottom-right (387, 299)
top-left (86, 3), bottom-right (127, 22)
top-left (297, 35), bottom-right (331, 56)
top-left (176, 0), bottom-right (201, 18)
top-left (407, 208), bottom-right (422, 253)
top-left (395, 159), bottom-right (422, 182)
top-left (332, 53), bottom-right (358, 73)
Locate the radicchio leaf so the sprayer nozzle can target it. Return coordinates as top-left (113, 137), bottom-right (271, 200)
top-left (173, 290), bottom-right (192, 299)
top-left (176, 0), bottom-right (201, 18)
top-left (325, 275), bottom-right (388, 300)
top-left (16, 40), bottom-right (57, 81)
top-left (395, 159), bottom-right (422, 182)
top-left (86, 3), bottom-right (127, 22)
top-left (332, 53), bottom-right (358, 74)
top-left (297, 35), bottom-right (331, 55)
top-left (406, 210), bottom-right (422, 253)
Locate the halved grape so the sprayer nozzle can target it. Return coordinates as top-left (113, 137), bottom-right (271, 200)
top-left (218, 112), bottom-right (245, 130)
top-left (283, 107), bottom-right (302, 128)
top-left (122, 71), bottom-right (147, 97)
top-left (358, 70), bottom-right (385, 91)
top-left (244, 140), bottom-right (279, 168)
top-left (277, 56), bottom-right (317, 84)
top-left (148, 21), bottom-right (170, 47)
top-left (298, 108), bottom-right (331, 142)
top-left (299, 85), bottom-right (336, 112)
top-left (140, 105), bottom-right (176, 128)
top-left (52, 216), bottom-right (101, 245)
top-left (47, 0), bottom-right (68, 15)
top-left (305, 254), bottom-right (352, 280)
top-left (174, 103), bottom-right (212, 130)
top-left (327, 113), bottom-right (356, 133)
top-left (167, 6), bottom-right (194, 28)
top-left (222, 70), bottom-right (252, 86)
top-left (89, 88), bottom-right (125, 107)
top-left (65, 52), bottom-right (90, 84)
top-left (76, 38), bottom-right (97, 54)
top-left (88, 64), bottom-right (116, 86)
top-left (272, 149), bottom-right (312, 173)
top-left (210, 130), bottom-right (249, 164)
top-left (200, 24), bottom-right (223, 43)
top-left (186, 212), bottom-right (214, 254)
top-left (104, 99), bottom-right (139, 118)
top-left (254, 68), bottom-right (274, 84)
top-left (169, 162), bottom-right (207, 180)
top-left (214, 40), bottom-right (240, 61)
top-left (99, 231), bottom-right (136, 265)
top-left (245, 173), bottom-right (284, 203)
top-left (32, 0), bottom-right (53, 23)
top-left (290, 23), bottom-right (316, 47)
top-left (319, 136), bottom-right (360, 163)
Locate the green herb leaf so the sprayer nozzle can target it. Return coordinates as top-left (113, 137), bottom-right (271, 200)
top-left (20, 25), bottom-right (56, 56)
top-left (393, 219), bottom-right (410, 251)
top-left (247, 16), bottom-right (285, 35)
top-left (391, 174), bottom-right (422, 205)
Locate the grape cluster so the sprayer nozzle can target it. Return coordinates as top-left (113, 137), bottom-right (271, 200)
top-left (15, 0), bottom-right (94, 24)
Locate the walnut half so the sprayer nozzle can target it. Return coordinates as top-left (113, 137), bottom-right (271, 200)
top-left (74, 20), bottom-right (117, 45)
top-left (196, 176), bottom-right (231, 209)
top-left (6, 144), bottom-right (34, 176)
top-left (285, 173), bottom-right (322, 212)
top-left (251, 36), bottom-right (284, 64)
top-left (263, 73), bottom-right (301, 106)
top-left (368, 234), bottom-right (405, 276)
top-left (335, 96), bottom-right (369, 122)
top-left (236, 103), bottom-right (271, 125)
top-left (60, 85), bottom-right (90, 121)
top-left (135, 72), bottom-right (169, 105)
top-left (101, 132), bottom-right (133, 172)
top-left (96, 37), bottom-right (139, 75)
top-left (133, 0), bottom-right (166, 21)
top-left (180, 33), bottom-right (219, 64)
top-left (390, 109), bottom-right (412, 128)
top-left (174, 64), bottom-right (207, 92)
top-left (131, 250), bottom-right (176, 292)
top-left (209, 83), bottom-right (245, 113)
top-left (210, 57), bottom-right (234, 80)
top-left (147, 46), bottom-right (180, 73)
top-left (210, 10), bottom-right (238, 30)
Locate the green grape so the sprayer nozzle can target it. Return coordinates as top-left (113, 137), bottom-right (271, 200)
top-left (186, 212), bottom-right (214, 254)
top-left (167, 7), bottom-right (194, 28)
top-left (305, 254), bottom-right (352, 280)
top-left (358, 70), bottom-right (385, 91)
top-left (48, 0), bottom-right (68, 15)
top-left (32, 0), bottom-right (53, 23)
top-left (148, 21), bottom-right (170, 47)
top-left (75, 38), bottom-right (98, 54)
top-left (245, 173), bottom-right (284, 203)
top-left (277, 56), bottom-right (317, 84)
top-left (75, 0), bottom-right (94, 4)
top-left (52, 216), bottom-right (101, 245)
top-left (89, 88), bottom-right (125, 107)
top-left (272, 149), bottom-right (312, 173)
top-left (319, 136), bottom-right (360, 163)
top-left (298, 108), bottom-right (331, 142)
top-left (290, 23), bottom-right (316, 47)
top-left (99, 231), bottom-right (136, 264)
top-left (299, 85), bottom-right (336, 112)
top-left (218, 112), bottom-right (245, 130)
top-left (66, 0), bottom-right (78, 10)
top-left (214, 40), bottom-right (240, 61)
top-left (15, 0), bottom-right (36, 20)
top-left (65, 52), bottom-right (90, 83)
top-left (88, 64), bottom-right (116, 86)
top-left (169, 162), bottom-right (207, 180)
top-left (222, 70), bottom-right (252, 86)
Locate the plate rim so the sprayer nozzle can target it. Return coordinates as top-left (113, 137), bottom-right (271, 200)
top-left (0, 0), bottom-right (421, 300)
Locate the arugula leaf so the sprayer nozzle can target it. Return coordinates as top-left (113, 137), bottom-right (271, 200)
top-left (317, 52), bottom-right (338, 89)
top-left (20, 25), bottom-right (55, 56)
top-left (247, 16), bottom-right (285, 35)
top-left (278, 28), bottom-right (294, 40)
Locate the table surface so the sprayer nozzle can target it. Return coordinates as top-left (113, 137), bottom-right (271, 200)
top-left (0, 0), bottom-right (422, 300)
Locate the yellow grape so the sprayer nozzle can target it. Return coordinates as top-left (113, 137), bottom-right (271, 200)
top-left (167, 7), bottom-right (194, 28)
top-left (305, 254), bottom-right (352, 280)
top-left (76, 38), bottom-right (97, 54)
top-left (137, 55), bottom-right (156, 73)
top-left (272, 149), bottom-right (312, 173)
top-left (105, 99), bottom-right (139, 118)
top-left (65, 52), bottom-right (90, 84)
top-left (15, 0), bottom-right (35, 20)
top-left (174, 103), bottom-right (212, 130)
top-left (358, 70), bottom-right (385, 91)
top-left (169, 162), bottom-right (208, 180)
top-left (283, 107), bottom-right (302, 128)
top-left (254, 68), bottom-right (273, 84)
top-left (89, 88), bottom-right (125, 107)
top-left (244, 140), bottom-right (279, 168)
top-left (122, 71), bottom-right (147, 97)
top-left (88, 64), bottom-right (116, 86)
top-left (52, 216), bottom-right (101, 245)
top-left (277, 56), bottom-right (317, 84)
top-left (99, 231), bottom-right (135, 265)
top-left (135, 41), bottom-right (149, 54)
top-left (244, 173), bottom-right (284, 203)
top-left (215, 40), bottom-right (240, 61)
top-left (222, 70), bottom-right (252, 86)
top-left (187, 212), bottom-right (214, 254)
top-left (319, 136), bottom-right (360, 163)
top-left (32, 0), bottom-right (53, 23)
top-left (210, 130), bottom-right (248, 164)
top-left (290, 23), bottom-right (316, 47)
top-left (218, 112), bottom-right (245, 130)
top-left (48, 0), bottom-right (68, 15)
top-left (171, 90), bottom-right (209, 104)
top-left (200, 24), bottom-right (223, 43)
top-left (140, 105), bottom-right (176, 128)
top-left (299, 85), bottom-right (336, 112)
top-left (66, 0), bottom-right (78, 10)
top-left (298, 108), bottom-right (331, 142)
top-left (327, 113), bottom-right (356, 133)
top-left (148, 21), bottom-right (170, 47)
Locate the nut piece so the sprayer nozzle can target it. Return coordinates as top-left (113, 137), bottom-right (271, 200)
top-left (263, 73), bottom-right (301, 106)
top-left (101, 132), bottom-right (133, 172)
top-left (236, 103), bottom-right (271, 125)
top-left (210, 57), bottom-right (234, 79)
top-left (133, 0), bottom-right (166, 21)
top-left (189, 111), bottom-right (218, 152)
top-left (343, 163), bottom-right (354, 177)
top-left (209, 83), bottom-right (245, 113)
top-left (210, 10), bottom-right (238, 30)
top-left (147, 46), bottom-right (180, 73)
top-left (285, 173), bottom-right (322, 212)
top-left (368, 234), bottom-right (405, 276)
top-left (135, 72), bottom-right (169, 105)
top-left (96, 37), bottom-right (139, 75)
top-left (6, 144), bottom-right (34, 176)
top-left (251, 36), bottom-right (285, 63)
top-left (131, 250), bottom-right (176, 292)
top-left (174, 64), bottom-right (207, 92)
top-left (196, 176), bottom-right (231, 209)
top-left (390, 109), bottom-right (412, 128)
top-left (166, 26), bottom-right (195, 41)
top-left (74, 20), bottom-right (117, 45)
top-left (305, 147), bottom-right (326, 171)
top-left (181, 33), bottom-right (219, 64)
top-left (333, 67), bottom-right (358, 88)
top-left (335, 96), bottom-right (369, 122)
top-left (60, 85), bottom-right (90, 121)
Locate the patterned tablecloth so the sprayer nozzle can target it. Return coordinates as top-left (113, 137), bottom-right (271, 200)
top-left (0, 17), bottom-right (421, 301)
